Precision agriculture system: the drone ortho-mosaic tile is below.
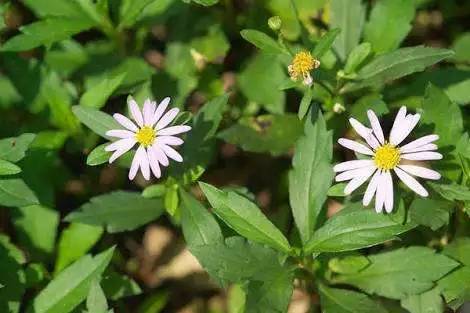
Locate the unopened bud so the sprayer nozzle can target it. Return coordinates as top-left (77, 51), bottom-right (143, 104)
top-left (268, 16), bottom-right (282, 31)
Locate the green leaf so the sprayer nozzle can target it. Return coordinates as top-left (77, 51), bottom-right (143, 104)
top-left (85, 280), bottom-right (109, 313)
top-left (119, 0), bottom-right (155, 28)
top-left (31, 131), bottom-right (68, 150)
top-left (135, 291), bottom-right (168, 313)
top-left (421, 84), bottom-right (463, 147)
top-left (192, 0), bottom-right (219, 6)
top-left (437, 267), bottom-right (470, 309)
top-left (350, 93), bottom-right (389, 123)
top-left (289, 111), bottom-right (333, 244)
top-left (319, 284), bottom-right (388, 313)
top-left (443, 237), bottom-right (470, 266)
top-left (199, 182), bottom-right (291, 254)
top-left (328, 255), bottom-right (370, 274)
top-left (21, 0), bottom-right (90, 19)
top-left (142, 184), bottom-right (166, 198)
top-left (218, 114), bottom-right (303, 156)
top-left (55, 223), bottom-right (104, 274)
top-left (0, 178), bottom-right (39, 207)
top-left (65, 191), bottom-right (165, 233)
top-left (344, 43), bottom-right (372, 74)
top-left (11, 205), bottom-right (59, 260)
top-left (429, 182), bottom-right (470, 201)
top-left (0, 235), bottom-right (26, 313)
top-left (191, 25), bottom-right (230, 62)
top-left (0, 159), bottom-right (21, 175)
top-left (334, 247), bottom-right (459, 299)
top-left (80, 73), bottom-right (126, 109)
top-left (72, 105), bottom-right (120, 139)
top-left (341, 46), bottom-right (454, 93)
top-left (180, 189), bottom-right (223, 247)
top-left (330, 0), bottom-right (365, 61)
top-left (101, 272), bottom-right (142, 300)
top-left (364, 0), bottom-right (415, 53)
top-left (240, 29), bottom-right (286, 55)
top-left (298, 88), bottom-right (314, 120)
top-left (409, 198), bottom-right (453, 230)
top-left (304, 205), bottom-right (415, 253)
top-left (29, 247), bottom-right (114, 313)
top-left (0, 133), bottom-right (36, 163)
top-left (313, 28), bottom-right (340, 59)
top-left (452, 32), bottom-right (470, 63)
top-left (170, 94), bottom-right (228, 184)
top-left (238, 53), bottom-right (286, 114)
top-left (87, 144), bottom-right (112, 166)
top-left (401, 287), bottom-right (443, 313)
top-left (1, 17), bottom-right (95, 52)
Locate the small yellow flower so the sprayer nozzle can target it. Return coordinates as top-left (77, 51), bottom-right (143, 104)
top-left (288, 51), bottom-right (320, 86)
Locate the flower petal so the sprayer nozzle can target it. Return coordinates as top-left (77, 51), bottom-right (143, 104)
top-left (113, 113), bottom-right (138, 132)
top-left (128, 98), bottom-right (144, 127)
top-left (129, 147), bottom-right (144, 180)
top-left (139, 149), bottom-right (151, 181)
top-left (343, 167), bottom-right (376, 195)
top-left (105, 138), bottom-right (136, 152)
top-left (156, 136), bottom-right (184, 146)
top-left (375, 173), bottom-right (386, 213)
top-left (159, 143), bottom-right (183, 162)
top-left (383, 171), bottom-right (394, 213)
top-left (367, 110), bottom-right (385, 144)
top-left (338, 138), bottom-right (374, 155)
top-left (391, 114), bottom-right (420, 146)
top-left (363, 170), bottom-right (381, 206)
top-left (394, 167), bottom-right (428, 197)
top-left (147, 147), bottom-right (161, 178)
top-left (106, 129), bottom-right (135, 139)
top-left (399, 134), bottom-right (439, 152)
top-left (155, 108), bottom-right (179, 130)
top-left (333, 160), bottom-right (374, 172)
top-left (349, 118), bottom-right (380, 149)
top-left (401, 143), bottom-right (437, 153)
top-left (335, 166), bottom-right (376, 182)
top-left (151, 144), bottom-right (169, 167)
top-left (389, 106), bottom-right (407, 143)
top-left (143, 99), bottom-right (156, 126)
top-left (107, 139), bottom-right (136, 163)
top-left (398, 165), bottom-right (441, 180)
top-left (401, 151), bottom-right (443, 161)
top-left (157, 125), bottom-right (191, 136)
top-left (154, 97), bottom-right (170, 124)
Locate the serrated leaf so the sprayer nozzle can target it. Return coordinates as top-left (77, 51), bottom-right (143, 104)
top-left (180, 189), bottom-right (223, 247)
top-left (429, 182), bottom-right (470, 201)
top-left (304, 205), bottom-right (415, 253)
top-left (218, 114), bottom-right (303, 156)
top-left (341, 46), bottom-right (454, 93)
top-left (65, 192), bottom-right (165, 233)
top-left (442, 237), bottom-right (470, 266)
top-left (319, 284), bottom-right (388, 313)
top-left (330, 0), bottom-right (365, 61)
top-left (55, 223), bottom-right (103, 274)
top-left (334, 247), bottom-right (459, 299)
top-left (289, 111), bottom-right (333, 244)
top-left (240, 29), bottom-right (286, 55)
top-left (409, 198), bottom-right (453, 230)
top-left (0, 178), bottom-right (39, 207)
top-left (298, 88), bottom-right (314, 120)
top-left (170, 94), bottom-right (228, 184)
top-left (0, 133), bottom-right (36, 163)
top-left (401, 287), bottom-right (443, 313)
top-left (199, 182), bottom-right (291, 254)
top-left (0, 159), bottom-right (21, 175)
top-left (437, 267), bottom-right (470, 308)
top-left (72, 106), bottom-right (120, 139)
top-left (80, 73), bottom-right (126, 109)
top-left (1, 17), bottom-right (95, 52)
top-left (364, 0), bottom-right (415, 53)
top-left (313, 28), bottom-right (340, 59)
top-left (29, 247), bottom-right (114, 313)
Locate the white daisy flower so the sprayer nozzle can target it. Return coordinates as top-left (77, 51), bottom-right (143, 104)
top-left (334, 106), bottom-right (442, 213)
top-left (105, 97), bottom-right (191, 181)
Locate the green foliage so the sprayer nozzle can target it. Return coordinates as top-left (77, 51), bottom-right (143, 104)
top-left (319, 284), bottom-right (388, 313)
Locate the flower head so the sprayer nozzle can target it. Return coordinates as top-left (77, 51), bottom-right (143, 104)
top-left (334, 107), bottom-right (442, 213)
top-left (105, 97), bottom-right (191, 181)
top-left (288, 51), bottom-right (320, 86)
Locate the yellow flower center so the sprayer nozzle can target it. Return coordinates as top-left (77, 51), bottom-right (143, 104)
top-left (374, 143), bottom-right (401, 170)
top-left (135, 126), bottom-right (156, 147)
top-left (289, 51), bottom-right (319, 78)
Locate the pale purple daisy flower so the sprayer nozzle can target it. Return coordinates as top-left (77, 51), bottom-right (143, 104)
top-left (334, 106), bottom-right (442, 213)
top-left (105, 97), bottom-right (191, 181)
